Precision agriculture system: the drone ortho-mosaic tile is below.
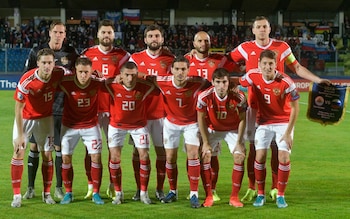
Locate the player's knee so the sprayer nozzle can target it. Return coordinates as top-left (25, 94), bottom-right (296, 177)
top-left (91, 153), bottom-right (102, 163)
top-left (233, 153), bottom-right (244, 163)
top-left (278, 151), bottom-right (290, 163)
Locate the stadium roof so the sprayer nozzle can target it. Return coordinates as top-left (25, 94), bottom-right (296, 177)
top-left (0, 0), bottom-right (349, 12)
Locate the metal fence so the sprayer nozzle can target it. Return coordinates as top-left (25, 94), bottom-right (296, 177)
top-left (0, 48), bottom-right (30, 73)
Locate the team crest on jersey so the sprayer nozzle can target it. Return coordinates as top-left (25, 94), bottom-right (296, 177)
top-left (227, 100), bottom-right (236, 110)
top-left (184, 90), bottom-right (193, 97)
top-left (208, 60), bottom-right (216, 68)
top-left (61, 56), bottom-right (69, 66)
top-left (160, 61), bottom-right (167, 69)
top-left (52, 81), bottom-right (59, 88)
top-left (112, 56), bottom-right (118, 64)
top-left (135, 91), bottom-right (143, 100)
top-left (273, 88), bottom-right (281, 96)
top-left (89, 89), bottom-right (97, 96)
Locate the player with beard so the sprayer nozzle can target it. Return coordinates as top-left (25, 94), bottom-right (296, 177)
top-left (128, 24), bottom-right (174, 202)
top-left (81, 19), bottom-right (130, 201)
top-left (186, 31), bottom-right (236, 80)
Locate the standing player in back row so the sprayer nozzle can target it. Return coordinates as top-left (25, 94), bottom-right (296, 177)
top-left (129, 24), bottom-right (175, 201)
top-left (81, 19), bottom-right (130, 200)
top-left (239, 49), bottom-right (300, 208)
top-left (229, 16), bottom-right (330, 202)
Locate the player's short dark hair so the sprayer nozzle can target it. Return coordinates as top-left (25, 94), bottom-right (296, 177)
top-left (172, 55), bottom-right (189, 68)
top-left (120, 61), bottom-right (138, 72)
top-left (144, 24), bottom-right (164, 38)
top-left (212, 68), bottom-right (229, 81)
top-left (75, 57), bottom-right (92, 67)
top-left (49, 21), bottom-right (66, 31)
top-left (252, 16), bottom-right (270, 27)
top-left (259, 49), bottom-right (277, 61)
top-left (37, 48), bottom-right (55, 61)
top-left (98, 19), bottom-right (115, 31)
top-left (254, 16), bottom-right (268, 22)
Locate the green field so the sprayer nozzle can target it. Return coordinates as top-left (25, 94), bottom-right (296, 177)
top-left (0, 90), bottom-right (349, 218)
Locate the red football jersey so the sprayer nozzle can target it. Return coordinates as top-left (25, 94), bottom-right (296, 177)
top-left (157, 76), bottom-right (210, 125)
top-left (106, 79), bottom-right (158, 129)
top-left (59, 75), bottom-right (105, 129)
top-left (197, 86), bottom-right (247, 131)
top-left (130, 50), bottom-right (174, 120)
top-left (81, 46), bottom-right (130, 113)
top-left (230, 39), bottom-right (295, 72)
top-left (230, 39), bottom-right (297, 108)
top-left (239, 68), bottom-right (300, 125)
top-left (185, 53), bottom-right (228, 81)
top-left (14, 66), bottom-right (70, 119)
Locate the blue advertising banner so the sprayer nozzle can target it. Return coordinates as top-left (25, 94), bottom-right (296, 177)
top-left (0, 74), bottom-right (21, 90)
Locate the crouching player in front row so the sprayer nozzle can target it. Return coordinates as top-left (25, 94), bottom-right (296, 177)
top-left (196, 68), bottom-right (247, 208)
top-left (240, 49), bottom-right (300, 208)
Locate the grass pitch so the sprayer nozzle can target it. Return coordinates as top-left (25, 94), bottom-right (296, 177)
top-left (0, 90), bottom-right (349, 218)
